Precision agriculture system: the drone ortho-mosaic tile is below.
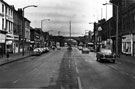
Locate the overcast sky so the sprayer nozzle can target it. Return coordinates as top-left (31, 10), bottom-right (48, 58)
top-left (5, 0), bottom-right (112, 36)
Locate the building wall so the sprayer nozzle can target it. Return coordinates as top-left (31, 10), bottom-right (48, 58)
top-left (13, 9), bottom-right (22, 53)
top-left (25, 20), bottom-right (30, 41)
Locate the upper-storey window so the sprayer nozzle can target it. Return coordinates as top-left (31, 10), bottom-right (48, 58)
top-left (2, 4), bottom-right (4, 13)
top-left (5, 6), bottom-right (7, 15)
top-left (8, 8), bottom-right (10, 16)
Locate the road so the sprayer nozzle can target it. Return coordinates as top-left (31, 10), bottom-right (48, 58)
top-left (74, 48), bottom-right (135, 89)
top-left (0, 48), bottom-right (65, 88)
top-left (0, 47), bottom-right (135, 89)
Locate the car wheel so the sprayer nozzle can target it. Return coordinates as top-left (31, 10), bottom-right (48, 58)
top-left (97, 58), bottom-right (99, 61)
top-left (112, 60), bottom-right (115, 63)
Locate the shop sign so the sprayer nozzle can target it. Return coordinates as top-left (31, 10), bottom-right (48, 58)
top-left (30, 41), bottom-right (35, 43)
top-left (6, 41), bottom-right (12, 45)
top-left (122, 35), bottom-right (132, 42)
top-left (0, 34), bottom-right (6, 43)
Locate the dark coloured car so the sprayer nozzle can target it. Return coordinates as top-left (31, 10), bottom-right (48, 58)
top-left (31, 48), bottom-right (42, 56)
top-left (82, 47), bottom-right (89, 54)
top-left (96, 48), bottom-right (116, 63)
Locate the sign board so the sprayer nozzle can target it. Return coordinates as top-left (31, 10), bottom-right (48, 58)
top-left (98, 26), bottom-right (102, 31)
top-left (0, 33), bottom-right (6, 43)
top-left (6, 41), bottom-right (12, 45)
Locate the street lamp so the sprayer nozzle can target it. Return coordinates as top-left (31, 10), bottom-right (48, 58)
top-left (103, 2), bottom-right (119, 57)
top-left (103, 1), bottom-right (108, 20)
top-left (41, 19), bottom-right (50, 31)
top-left (22, 5), bottom-right (37, 56)
top-left (89, 22), bottom-right (97, 50)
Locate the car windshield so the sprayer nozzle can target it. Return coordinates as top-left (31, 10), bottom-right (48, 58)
top-left (100, 48), bottom-right (112, 54)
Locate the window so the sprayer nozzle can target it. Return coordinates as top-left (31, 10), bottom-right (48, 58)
top-left (2, 4), bottom-right (4, 13)
top-left (8, 8), bottom-right (10, 15)
top-left (5, 7), bottom-right (7, 15)
top-left (2, 19), bottom-right (4, 30)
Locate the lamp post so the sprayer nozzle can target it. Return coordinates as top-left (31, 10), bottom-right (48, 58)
top-left (102, 2), bottom-right (119, 57)
top-left (103, 1), bottom-right (108, 20)
top-left (41, 19), bottom-right (50, 31)
top-left (22, 5), bottom-right (37, 56)
top-left (89, 22), bottom-right (96, 50)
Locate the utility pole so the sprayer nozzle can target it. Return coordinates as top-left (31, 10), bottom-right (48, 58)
top-left (69, 20), bottom-right (72, 49)
top-left (22, 5), bottom-right (37, 56)
top-left (69, 20), bottom-right (71, 39)
top-left (116, 5), bottom-right (119, 57)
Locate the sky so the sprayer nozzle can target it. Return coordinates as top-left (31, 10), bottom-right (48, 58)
top-left (4, 0), bottom-right (112, 36)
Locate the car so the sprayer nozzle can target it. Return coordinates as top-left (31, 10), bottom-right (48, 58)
top-left (51, 46), bottom-right (55, 50)
top-left (82, 47), bottom-right (89, 54)
top-left (31, 48), bottom-right (42, 56)
top-left (88, 47), bottom-right (95, 52)
top-left (96, 48), bottom-right (116, 63)
top-left (45, 47), bottom-right (50, 52)
top-left (78, 46), bottom-right (83, 50)
top-left (57, 46), bottom-right (61, 50)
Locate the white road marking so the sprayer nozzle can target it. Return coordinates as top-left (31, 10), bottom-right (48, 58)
top-left (77, 77), bottom-right (83, 89)
top-left (74, 59), bottom-right (77, 66)
top-left (69, 59), bottom-right (71, 68)
top-left (76, 66), bottom-right (79, 73)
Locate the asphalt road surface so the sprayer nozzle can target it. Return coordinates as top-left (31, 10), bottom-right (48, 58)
top-left (0, 48), bottom-right (65, 88)
top-left (74, 48), bottom-right (135, 89)
top-left (0, 47), bottom-right (135, 89)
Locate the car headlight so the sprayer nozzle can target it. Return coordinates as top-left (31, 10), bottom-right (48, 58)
top-left (102, 54), bottom-right (105, 58)
top-left (113, 53), bottom-right (116, 58)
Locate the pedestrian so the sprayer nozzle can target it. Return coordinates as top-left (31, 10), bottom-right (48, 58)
top-left (6, 52), bottom-right (9, 61)
top-left (0, 48), bottom-right (3, 58)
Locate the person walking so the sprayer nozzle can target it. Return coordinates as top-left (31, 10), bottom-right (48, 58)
top-left (6, 52), bottom-right (9, 61)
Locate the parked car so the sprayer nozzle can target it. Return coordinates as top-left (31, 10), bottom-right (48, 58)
top-left (51, 46), bottom-right (55, 50)
top-left (78, 46), bottom-right (83, 50)
top-left (31, 48), bottom-right (42, 56)
top-left (45, 47), bottom-right (50, 52)
top-left (57, 46), bottom-right (61, 50)
top-left (82, 47), bottom-right (89, 54)
top-left (96, 48), bottom-right (116, 63)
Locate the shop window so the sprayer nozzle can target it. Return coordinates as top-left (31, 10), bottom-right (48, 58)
top-left (2, 19), bottom-right (4, 30)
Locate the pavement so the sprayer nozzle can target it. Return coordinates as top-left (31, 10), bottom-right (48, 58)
top-left (117, 54), bottom-right (135, 64)
top-left (0, 51), bottom-right (31, 66)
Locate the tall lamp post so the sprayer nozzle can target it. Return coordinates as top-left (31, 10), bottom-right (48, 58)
top-left (41, 19), bottom-right (50, 47)
top-left (22, 5), bottom-right (37, 56)
top-left (89, 22), bottom-right (96, 50)
top-left (103, 2), bottom-right (119, 57)
top-left (103, 1), bottom-right (108, 20)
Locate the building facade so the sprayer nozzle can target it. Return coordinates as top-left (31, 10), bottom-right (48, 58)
top-left (13, 8), bottom-right (22, 53)
top-left (0, 0), bottom-right (31, 54)
top-left (0, 0), bottom-right (14, 54)
top-left (111, 0), bottom-right (135, 56)
top-left (30, 28), bottom-right (43, 48)
top-left (24, 18), bottom-right (31, 51)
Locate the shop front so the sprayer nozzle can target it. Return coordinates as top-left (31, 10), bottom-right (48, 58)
top-left (6, 34), bottom-right (14, 53)
top-left (0, 33), bottom-right (6, 55)
top-left (122, 34), bottom-right (133, 56)
top-left (13, 35), bottom-right (19, 53)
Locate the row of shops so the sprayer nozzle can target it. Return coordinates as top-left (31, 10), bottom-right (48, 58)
top-left (99, 34), bottom-right (135, 56)
top-left (0, 32), bottom-right (31, 55)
